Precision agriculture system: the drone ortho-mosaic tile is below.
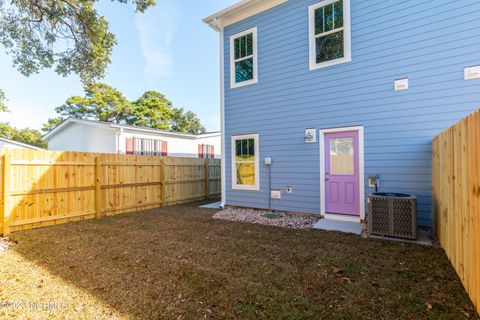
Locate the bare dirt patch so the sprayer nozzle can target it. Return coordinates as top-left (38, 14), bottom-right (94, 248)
top-left (214, 207), bottom-right (321, 229)
top-left (0, 202), bottom-right (477, 319)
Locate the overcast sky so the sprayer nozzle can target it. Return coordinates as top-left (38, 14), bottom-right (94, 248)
top-left (0, 0), bottom-right (237, 132)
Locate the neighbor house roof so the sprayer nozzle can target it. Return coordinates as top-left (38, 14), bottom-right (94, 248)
top-left (43, 118), bottom-right (220, 141)
top-left (203, 0), bottom-right (288, 31)
top-left (0, 137), bottom-right (43, 150)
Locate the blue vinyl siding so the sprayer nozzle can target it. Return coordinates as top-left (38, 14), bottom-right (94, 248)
top-left (223, 0), bottom-right (480, 227)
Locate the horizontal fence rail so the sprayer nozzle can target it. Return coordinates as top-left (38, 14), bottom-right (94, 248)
top-left (0, 149), bottom-right (221, 235)
top-left (433, 110), bottom-right (480, 314)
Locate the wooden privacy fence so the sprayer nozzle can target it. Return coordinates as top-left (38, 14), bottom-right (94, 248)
top-left (0, 149), bottom-right (221, 236)
top-left (432, 110), bottom-right (480, 314)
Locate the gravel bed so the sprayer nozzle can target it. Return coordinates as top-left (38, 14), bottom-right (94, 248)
top-left (213, 208), bottom-right (321, 229)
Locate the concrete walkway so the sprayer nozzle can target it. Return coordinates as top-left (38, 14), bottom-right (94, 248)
top-left (199, 202), bottom-right (222, 209)
top-left (313, 219), bottom-right (363, 235)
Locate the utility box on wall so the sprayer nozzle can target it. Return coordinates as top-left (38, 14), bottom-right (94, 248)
top-left (394, 78), bottom-right (409, 91)
top-left (271, 190), bottom-right (281, 199)
top-left (464, 65), bottom-right (480, 80)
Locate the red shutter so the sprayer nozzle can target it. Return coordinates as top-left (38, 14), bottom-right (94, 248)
top-left (126, 138), bottom-right (134, 155)
top-left (210, 145), bottom-right (215, 159)
top-left (198, 144), bottom-right (203, 158)
top-left (161, 141), bottom-right (168, 157)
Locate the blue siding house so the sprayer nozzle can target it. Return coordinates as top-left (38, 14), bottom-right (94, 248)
top-left (204, 0), bottom-right (480, 227)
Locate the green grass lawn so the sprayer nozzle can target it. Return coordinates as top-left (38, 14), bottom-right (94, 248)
top-left (0, 202), bottom-right (477, 319)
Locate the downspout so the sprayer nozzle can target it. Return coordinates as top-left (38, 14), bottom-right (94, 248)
top-left (115, 127), bottom-right (123, 154)
top-left (215, 18), bottom-right (227, 209)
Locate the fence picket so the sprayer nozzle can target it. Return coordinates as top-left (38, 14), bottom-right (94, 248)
top-left (2, 150), bottom-right (11, 236)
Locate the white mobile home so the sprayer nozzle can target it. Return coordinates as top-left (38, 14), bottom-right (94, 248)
top-left (44, 118), bottom-right (221, 158)
top-left (0, 137), bottom-right (42, 150)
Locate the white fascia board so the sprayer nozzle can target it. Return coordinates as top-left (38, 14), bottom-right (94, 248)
top-left (45, 117), bottom-right (216, 141)
top-left (203, 0), bottom-right (288, 30)
top-left (0, 137), bottom-right (43, 150)
top-left (115, 126), bottom-right (197, 139)
top-left (113, 126), bottom-right (220, 140)
top-left (43, 118), bottom-right (114, 140)
top-left (197, 132), bottom-right (221, 139)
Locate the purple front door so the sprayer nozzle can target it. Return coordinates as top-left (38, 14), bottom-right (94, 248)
top-left (325, 131), bottom-right (360, 216)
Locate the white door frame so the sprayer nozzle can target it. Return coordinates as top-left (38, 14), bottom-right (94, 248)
top-left (319, 126), bottom-right (365, 222)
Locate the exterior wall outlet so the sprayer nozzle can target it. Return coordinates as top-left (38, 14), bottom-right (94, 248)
top-left (465, 65), bottom-right (480, 80)
top-left (264, 157), bottom-right (272, 165)
top-left (394, 78), bottom-right (409, 91)
top-left (271, 190), bottom-right (281, 199)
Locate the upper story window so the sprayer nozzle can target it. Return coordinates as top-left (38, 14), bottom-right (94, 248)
top-left (231, 134), bottom-right (259, 190)
top-left (230, 27), bottom-right (258, 89)
top-left (309, 0), bottom-right (351, 70)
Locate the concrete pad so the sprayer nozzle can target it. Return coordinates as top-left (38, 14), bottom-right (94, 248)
top-left (369, 229), bottom-right (433, 246)
top-left (199, 202), bottom-right (221, 209)
top-left (313, 219), bottom-right (363, 235)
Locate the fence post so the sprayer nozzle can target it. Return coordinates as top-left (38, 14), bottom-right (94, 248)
top-left (160, 158), bottom-right (166, 207)
top-left (2, 150), bottom-right (11, 236)
top-left (204, 159), bottom-right (209, 200)
top-left (95, 156), bottom-right (102, 218)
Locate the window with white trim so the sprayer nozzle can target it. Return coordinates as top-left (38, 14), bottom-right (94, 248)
top-left (198, 144), bottom-right (215, 159)
top-left (230, 27), bottom-right (258, 88)
top-left (126, 137), bottom-right (167, 156)
top-left (231, 134), bottom-right (259, 190)
top-left (309, 0), bottom-right (351, 70)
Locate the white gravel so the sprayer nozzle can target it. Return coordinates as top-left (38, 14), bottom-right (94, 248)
top-left (213, 208), bottom-right (321, 230)
top-left (0, 238), bottom-right (14, 253)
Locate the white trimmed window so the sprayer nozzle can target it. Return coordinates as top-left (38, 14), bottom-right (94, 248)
top-left (126, 137), bottom-right (167, 156)
top-left (198, 144), bottom-right (215, 159)
top-left (231, 134), bottom-right (259, 190)
top-left (230, 27), bottom-right (258, 88)
top-left (309, 0), bottom-right (351, 70)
